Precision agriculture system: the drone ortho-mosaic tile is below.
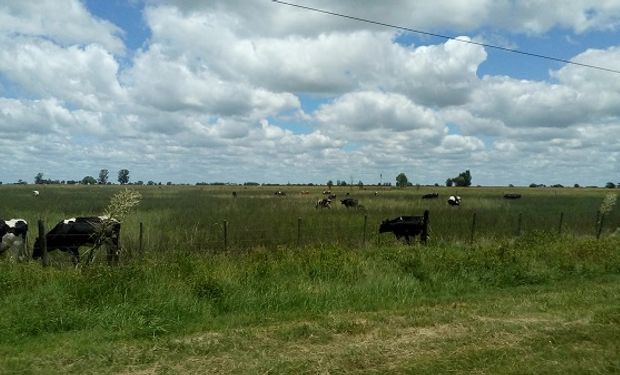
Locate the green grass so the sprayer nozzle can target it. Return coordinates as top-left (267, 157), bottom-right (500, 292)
top-left (0, 184), bottom-right (619, 373)
top-left (0, 232), bottom-right (619, 373)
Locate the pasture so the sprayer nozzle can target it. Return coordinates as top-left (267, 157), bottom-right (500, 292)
top-left (1, 184), bottom-right (618, 261)
top-left (0, 184), bottom-right (619, 373)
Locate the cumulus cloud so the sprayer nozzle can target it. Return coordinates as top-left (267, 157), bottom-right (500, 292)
top-left (0, 0), bottom-right (125, 53)
top-left (0, 0), bottom-right (619, 185)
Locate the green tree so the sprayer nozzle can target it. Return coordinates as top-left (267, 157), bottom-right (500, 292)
top-left (118, 169), bottom-right (130, 185)
top-left (451, 170), bottom-right (472, 187)
top-left (605, 182), bottom-right (617, 189)
top-left (327, 180), bottom-right (333, 189)
top-left (81, 176), bottom-right (97, 185)
top-left (446, 178), bottom-right (454, 187)
top-left (98, 169), bottom-right (109, 185)
top-left (396, 173), bottom-right (409, 188)
top-left (34, 172), bottom-right (44, 184)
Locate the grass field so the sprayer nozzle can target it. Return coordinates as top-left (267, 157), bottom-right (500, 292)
top-left (0, 184), bottom-right (619, 373)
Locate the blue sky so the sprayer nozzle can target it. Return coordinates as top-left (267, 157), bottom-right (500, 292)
top-left (0, 0), bottom-right (619, 186)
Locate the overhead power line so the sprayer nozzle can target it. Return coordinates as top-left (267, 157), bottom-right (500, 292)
top-left (272, 0), bottom-right (620, 74)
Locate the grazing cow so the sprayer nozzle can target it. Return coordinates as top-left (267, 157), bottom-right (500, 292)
top-left (379, 211), bottom-right (429, 244)
top-left (340, 197), bottom-right (359, 208)
top-left (327, 193), bottom-right (337, 200)
top-left (422, 193), bottom-right (439, 199)
top-left (232, 191), bottom-right (237, 198)
top-left (322, 190), bottom-right (331, 195)
top-left (448, 195), bottom-right (462, 206)
top-left (503, 193), bottom-right (522, 199)
top-left (274, 191), bottom-right (286, 196)
top-left (300, 191), bottom-right (310, 195)
top-left (32, 190), bottom-right (40, 197)
top-left (32, 216), bottom-right (120, 265)
top-left (316, 198), bottom-right (332, 209)
top-left (0, 219), bottom-right (28, 259)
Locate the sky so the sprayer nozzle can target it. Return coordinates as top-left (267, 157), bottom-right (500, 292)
top-left (1, 0), bottom-right (619, 186)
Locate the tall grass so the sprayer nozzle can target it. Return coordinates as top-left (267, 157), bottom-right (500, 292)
top-left (1, 185), bottom-right (617, 261)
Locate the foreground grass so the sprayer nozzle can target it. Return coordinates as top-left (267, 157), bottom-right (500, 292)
top-left (1, 234), bottom-right (619, 374)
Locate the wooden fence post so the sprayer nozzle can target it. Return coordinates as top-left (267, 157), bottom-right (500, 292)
top-left (297, 217), bottom-right (302, 247)
top-left (516, 212), bottom-right (522, 236)
top-left (37, 219), bottom-right (49, 267)
top-left (469, 212), bottom-right (477, 245)
top-left (558, 212), bottom-right (564, 235)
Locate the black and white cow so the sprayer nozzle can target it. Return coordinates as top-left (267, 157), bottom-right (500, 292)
top-left (379, 211), bottom-right (429, 244)
top-left (0, 219), bottom-right (28, 259)
top-left (448, 195), bottom-right (462, 206)
top-left (32, 216), bottom-right (120, 265)
top-left (422, 193), bottom-right (439, 199)
top-left (316, 198), bottom-right (332, 209)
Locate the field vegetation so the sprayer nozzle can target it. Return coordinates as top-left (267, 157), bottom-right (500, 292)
top-left (0, 184), bottom-right (619, 373)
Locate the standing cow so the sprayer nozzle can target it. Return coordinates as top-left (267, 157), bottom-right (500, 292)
top-left (316, 198), bottom-right (332, 209)
top-left (32, 216), bottom-right (120, 265)
top-left (379, 211), bottom-right (429, 244)
top-left (341, 197), bottom-right (359, 208)
top-left (0, 219), bottom-right (28, 259)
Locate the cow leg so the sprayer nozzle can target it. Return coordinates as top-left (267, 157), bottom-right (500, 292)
top-left (69, 248), bottom-right (80, 266)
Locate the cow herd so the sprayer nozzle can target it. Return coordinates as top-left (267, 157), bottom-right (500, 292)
top-left (1, 216), bottom-right (120, 265)
top-left (1, 190), bottom-right (525, 262)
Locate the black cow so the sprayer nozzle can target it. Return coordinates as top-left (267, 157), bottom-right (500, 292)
top-left (341, 197), bottom-right (359, 208)
top-left (422, 193), bottom-right (439, 199)
top-left (503, 193), bottom-right (522, 199)
top-left (32, 216), bottom-right (120, 265)
top-left (379, 211), bottom-right (429, 244)
top-left (274, 191), bottom-right (286, 196)
top-left (0, 219), bottom-right (28, 259)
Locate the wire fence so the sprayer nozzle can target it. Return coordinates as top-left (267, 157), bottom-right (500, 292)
top-left (25, 209), bottom-right (619, 266)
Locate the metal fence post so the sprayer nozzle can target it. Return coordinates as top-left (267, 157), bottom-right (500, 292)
top-left (597, 214), bottom-right (605, 240)
top-left (223, 220), bottom-right (228, 251)
top-left (362, 214), bottom-right (368, 246)
top-left (297, 217), bottom-right (302, 247)
top-left (139, 222), bottom-right (144, 254)
top-left (37, 219), bottom-right (49, 267)
top-left (469, 212), bottom-right (477, 245)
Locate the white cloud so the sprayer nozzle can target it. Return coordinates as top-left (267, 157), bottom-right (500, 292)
top-left (0, 0), bottom-right (125, 54)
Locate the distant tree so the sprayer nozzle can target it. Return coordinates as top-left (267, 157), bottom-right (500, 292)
top-left (357, 180), bottom-right (364, 187)
top-left (118, 169), bottom-right (130, 185)
top-left (81, 176), bottom-right (97, 185)
top-left (147, 180), bottom-right (156, 185)
top-left (34, 172), bottom-right (44, 184)
top-left (446, 178), bottom-right (454, 187)
top-left (98, 169), bottom-right (109, 185)
top-left (338, 180), bottom-right (347, 186)
top-left (451, 170), bottom-right (472, 187)
top-left (395, 173), bottom-right (409, 188)
top-left (327, 180), bottom-right (334, 189)
top-left (606, 182), bottom-right (617, 189)
top-left (574, 184), bottom-right (580, 188)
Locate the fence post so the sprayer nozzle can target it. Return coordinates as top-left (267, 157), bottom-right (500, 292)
top-left (597, 214), bottom-right (605, 240)
top-left (223, 220), bottom-right (228, 251)
top-left (297, 217), bottom-right (302, 247)
top-left (469, 212), bottom-right (477, 245)
top-left (37, 219), bottom-right (49, 267)
top-left (139, 222), bottom-right (144, 254)
top-left (516, 212), bottom-right (522, 236)
top-left (558, 212), bottom-right (564, 235)
top-left (420, 210), bottom-right (429, 244)
top-left (362, 214), bottom-right (368, 246)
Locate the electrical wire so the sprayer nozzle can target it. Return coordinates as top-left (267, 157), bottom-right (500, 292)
top-left (272, 0), bottom-right (620, 74)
